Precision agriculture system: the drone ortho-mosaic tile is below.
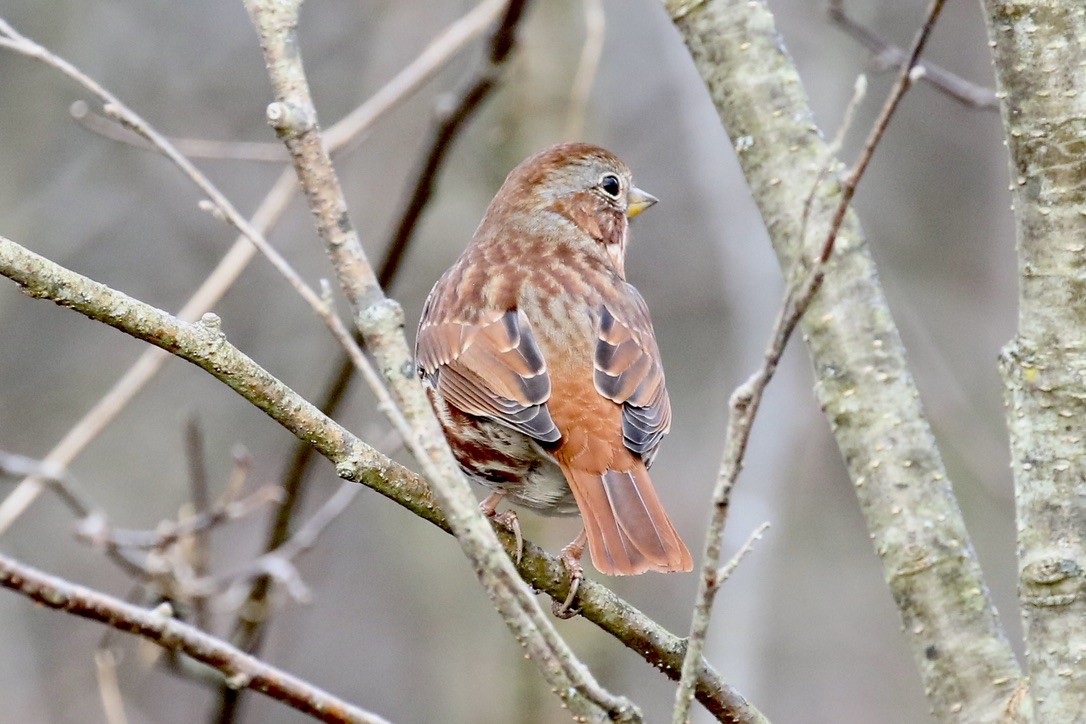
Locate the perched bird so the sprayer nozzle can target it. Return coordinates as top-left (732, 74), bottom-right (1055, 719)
top-left (416, 143), bottom-right (692, 610)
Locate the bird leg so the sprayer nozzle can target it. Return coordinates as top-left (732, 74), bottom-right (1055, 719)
top-left (553, 529), bottom-right (587, 619)
top-left (480, 492), bottom-right (523, 564)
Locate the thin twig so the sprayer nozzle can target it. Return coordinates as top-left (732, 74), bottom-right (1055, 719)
top-left (76, 486), bottom-right (280, 552)
top-left (0, 552), bottom-right (390, 724)
top-left (563, 0), bottom-right (606, 139)
top-left (69, 101), bottom-right (289, 161)
top-left (327, 0), bottom-right (508, 156)
top-left (195, 483), bottom-right (359, 604)
top-left (827, 0), bottom-right (997, 110)
top-left (379, 0), bottom-right (529, 284)
top-left (672, 1), bottom-right (948, 721)
top-left (715, 522), bottom-right (769, 588)
top-left (94, 648), bottom-right (129, 724)
top-left (0, 233), bottom-right (763, 722)
top-left (183, 417), bottom-right (212, 629)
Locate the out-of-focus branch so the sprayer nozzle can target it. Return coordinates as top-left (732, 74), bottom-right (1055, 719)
top-left (182, 417), bottom-right (212, 629)
top-left (327, 0), bottom-right (508, 156)
top-left (0, 234), bottom-right (763, 723)
top-left (379, 0), bottom-right (530, 289)
top-left (827, 0), bottom-right (997, 110)
top-left (195, 483), bottom-right (359, 605)
top-left (982, 0), bottom-right (1086, 720)
top-left (0, 552), bottom-right (389, 724)
top-left (77, 486), bottom-right (278, 553)
top-left (662, 0), bottom-right (1025, 720)
top-left (563, 0), bottom-right (605, 139)
top-left (69, 101), bottom-right (289, 161)
top-left (674, 8), bottom-right (946, 718)
top-left (214, 359), bottom-right (356, 724)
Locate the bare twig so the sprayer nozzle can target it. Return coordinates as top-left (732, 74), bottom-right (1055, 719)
top-left (827, 0), bottom-right (997, 110)
top-left (76, 486), bottom-right (280, 552)
top-left (69, 101), bottom-right (289, 161)
top-left (94, 648), bottom-right (129, 724)
top-left (379, 0), bottom-right (529, 284)
top-left (0, 233), bottom-right (763, 722)
top-left (672, 2), bottom-right (948, 721)
top-left (0, 552), bottom-right (390, 724)
top-left (716, 522), bottom-right (769, 588)
top-left (563, 0), bottom-right (606, 139)
top-left (327, 0), bottom-right (507, 156)
top-left (183, 417), bottom-right (212, 628)
top-left (196, 483), bottom-right (359, 604)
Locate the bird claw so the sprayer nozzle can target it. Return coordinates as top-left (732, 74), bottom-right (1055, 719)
top-left (480, 494), bottom-right (523, 564)
top-left (491, 509), bottom-right (523, 565)
top-left (552, 535), bottom-right (586, 619)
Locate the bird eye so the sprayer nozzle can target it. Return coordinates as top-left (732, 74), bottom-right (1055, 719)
top-left (599, 174), bottom-right (621, 198)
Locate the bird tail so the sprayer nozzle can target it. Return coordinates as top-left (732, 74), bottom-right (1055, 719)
top-left (559, 462), bottom-right (692, 575)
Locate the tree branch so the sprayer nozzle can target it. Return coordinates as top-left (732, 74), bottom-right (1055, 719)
top-left (827, 0), bottom-right (998, 110)
top-left (0, 552), bottom-right (389, 724)
top-left (982, 0), bottom-right (1086, 719)
top-left (662, 0), bottom-right (1025, 720)
top-left (674, 7), bottom-right (948, 719)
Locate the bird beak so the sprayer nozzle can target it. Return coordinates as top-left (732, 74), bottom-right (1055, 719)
top-left (626, 187), bottom-right (658, 218)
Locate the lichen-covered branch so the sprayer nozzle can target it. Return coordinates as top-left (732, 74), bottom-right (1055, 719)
top-left (662, 0), bottom-right (1025, 719)
top-left (982, 1), bottom-right (1086, 719)
top-left (0, 235), bottom-right (763, 722)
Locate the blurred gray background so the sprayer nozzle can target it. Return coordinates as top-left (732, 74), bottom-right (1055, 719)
top-left (0, 0), bottom-right (1016, 722)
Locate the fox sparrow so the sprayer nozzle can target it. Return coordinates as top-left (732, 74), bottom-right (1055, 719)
top-left (416, 143), bottom-right (692, 608)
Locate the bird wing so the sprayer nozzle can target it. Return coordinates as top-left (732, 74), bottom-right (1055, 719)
top-left (593, 294), bottom-right (672, 465)
top-left (416, 307), bottom-right (561, 443)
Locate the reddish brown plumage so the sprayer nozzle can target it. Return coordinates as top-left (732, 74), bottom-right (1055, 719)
top-left (416, 143), bottom-right (692, 576)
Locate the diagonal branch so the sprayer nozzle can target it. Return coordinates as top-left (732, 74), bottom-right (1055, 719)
top-left (0, 234), bottom-right (764, 722)
top-left (827, 0), bottom-right (997, 110)
top-left (674, 4), bottom-right (948, 720)
top-left (242, 1), bottom-right (648, 720)
top-left (662, 0), bottom-right (1025, 720)
top-left (0, 552), bottom-right (389, 724)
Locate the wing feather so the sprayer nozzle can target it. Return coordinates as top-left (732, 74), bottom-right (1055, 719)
top-left (593, 299), bottom-right (671, 463)
top-left (417, 308), bottom-right (560, 444)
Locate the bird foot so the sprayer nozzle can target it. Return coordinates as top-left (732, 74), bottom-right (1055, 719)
top-left (480, 494), bottom-right (522, 564)
top-left (552, 533), bottom-right (586, 619)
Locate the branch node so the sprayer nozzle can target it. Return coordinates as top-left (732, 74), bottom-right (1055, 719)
top-left (197, 312), bottom-right (222, 335)
top-left (265, 101), bottom-right (314, 136)
top-left (197, 199), bottom-right (227, 222)
top-left (334, 461), bottom-right (357, 482)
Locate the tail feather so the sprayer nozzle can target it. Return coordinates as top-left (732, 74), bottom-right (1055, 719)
top-left (560, 463), bottom-right (692, 575)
